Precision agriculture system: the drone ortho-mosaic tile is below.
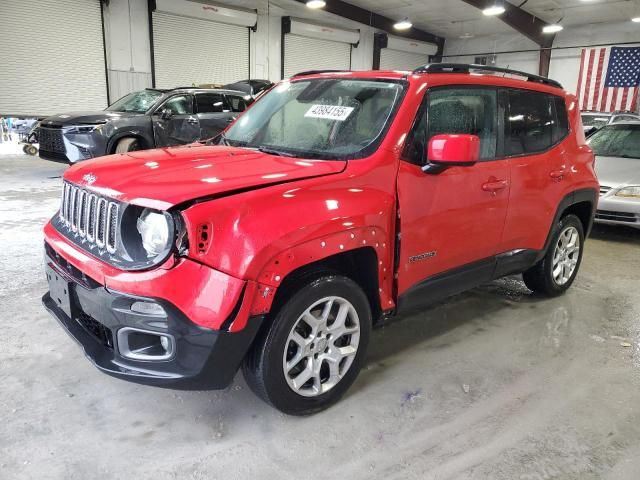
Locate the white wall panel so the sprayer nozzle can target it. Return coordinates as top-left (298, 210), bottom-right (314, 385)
top-left (152, 12), bottom-right (249, 88)
top-left (0, 0), bottom-right (107, 116)
top-left (283, 35), bottom-right (351, 79)
top-left (380, 49), bottom-right (430, 71)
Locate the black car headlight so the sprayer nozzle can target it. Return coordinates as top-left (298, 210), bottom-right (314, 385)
top-left (118, 206), bottom-right (187, 269)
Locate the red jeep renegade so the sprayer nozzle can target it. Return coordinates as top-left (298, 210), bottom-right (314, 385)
top-left (43, 64), bottom-right (598, 415)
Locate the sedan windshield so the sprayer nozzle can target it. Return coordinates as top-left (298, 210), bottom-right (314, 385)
top-left (222, 78), bottom-right (405, 159)
top-left (107, 90), bottom-right (163, 114)
top-left (581, 114), bottom-right (610, 128)
top-left (588, 124), bottom-right (640, 159)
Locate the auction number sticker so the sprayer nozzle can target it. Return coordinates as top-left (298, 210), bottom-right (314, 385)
top-left (305, 104), bottom-right (354, 121)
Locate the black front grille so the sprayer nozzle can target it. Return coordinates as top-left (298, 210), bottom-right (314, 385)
top-left (39, 127), bottom-right (66, 154)
top-left (76, 312), bottom-right (114, 349)
top-left (39, 149), bottom-right (69, 163)
top-left (595, 210), bottom-right (638, 223)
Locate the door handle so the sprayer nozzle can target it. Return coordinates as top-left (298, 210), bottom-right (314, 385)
top-left (550, 169), bottom-right (566, 181)
top-left (482, 178), bottom-right (508, 193)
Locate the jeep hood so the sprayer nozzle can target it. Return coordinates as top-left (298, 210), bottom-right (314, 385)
top-left (64, 144), bottom-right (347, 210)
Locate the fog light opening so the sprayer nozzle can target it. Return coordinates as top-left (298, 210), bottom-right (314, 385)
top-left (117, 328), bottom-right (174, 361)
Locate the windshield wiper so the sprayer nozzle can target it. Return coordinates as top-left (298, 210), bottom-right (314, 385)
top-left (253, 146), bottom-right (296, 157)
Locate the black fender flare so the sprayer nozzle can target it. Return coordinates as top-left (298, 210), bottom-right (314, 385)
top-left (538, 187), bottom-right (598, 261)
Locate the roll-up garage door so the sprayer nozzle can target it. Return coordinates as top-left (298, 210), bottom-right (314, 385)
top-left (152, 12), bottom-right (249, 88)
top-left (283, 36), bottom-right (351, 79)
top-left (282, 18), bottom-right (359, 79)
top-left (0, 0), bottom-right (107, 116)
top-left (379, 36), bottom-right (438, 71)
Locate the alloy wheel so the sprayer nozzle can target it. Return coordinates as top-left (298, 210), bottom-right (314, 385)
top-left (552, 225), bottom-right (580, 286)
top-left (282, 296), bottom-right (361, 397)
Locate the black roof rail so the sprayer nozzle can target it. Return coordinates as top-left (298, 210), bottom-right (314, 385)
top-left (292, 69), bottom-right (350, 77)
top-left (413, 63), bottom-right (563, 89)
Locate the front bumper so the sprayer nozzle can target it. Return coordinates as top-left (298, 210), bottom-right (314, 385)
top-left (595, 195), bottom-right (640, 229)
top-left (38, 127), bottom-right (107, 163)
top-left (42, 254), bottom-right (263, 389)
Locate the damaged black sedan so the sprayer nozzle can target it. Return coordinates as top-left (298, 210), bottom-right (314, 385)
top-left (38, 87), bottom-right (252, 163)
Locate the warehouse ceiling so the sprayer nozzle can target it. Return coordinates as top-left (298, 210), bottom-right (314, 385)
top-left (313, 0), bottom-right (639, 37)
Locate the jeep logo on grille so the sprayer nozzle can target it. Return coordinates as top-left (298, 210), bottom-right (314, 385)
top-left (82, 173), bottom-right (97, 185)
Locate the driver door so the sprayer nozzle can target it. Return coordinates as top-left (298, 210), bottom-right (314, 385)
top-left (152, 94), bottom-right (200, 147)
top-left (396, 86), bottom-right (511, 303)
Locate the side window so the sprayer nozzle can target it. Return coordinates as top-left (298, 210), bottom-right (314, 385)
top-left (161, 95), bottom-right (193, 115)
top-left (552, 96), bottom-right (569, 143)
top-left (403, 87), bottom-right (498, 165)
top-left (226, 95), bottom-right (247, 113)
top-left (506, 90), bottom-right (554, 156)
top-left (195, 93), bottom-right (227, 113)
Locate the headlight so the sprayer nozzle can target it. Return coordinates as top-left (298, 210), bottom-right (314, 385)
top-left (136, 209), bottom-right (172, 257)
top-left (65, 123), bottom-right (104, 134)
top-left (615, 186), bottom-right (640, 199)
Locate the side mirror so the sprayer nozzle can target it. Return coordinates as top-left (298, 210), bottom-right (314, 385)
top-left (160, 108), bottom-right (173, 120)
top-left (423, 134), bottom-right (480, 174)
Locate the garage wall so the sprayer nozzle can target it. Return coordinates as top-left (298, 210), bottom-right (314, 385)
top-left (444, 21), bottom-right (640, 99)
top-left (0, 0), bottom-right (108, 116)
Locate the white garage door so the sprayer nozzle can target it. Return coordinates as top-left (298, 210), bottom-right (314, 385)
top-left (380, 49), bottom-right (429, 71)
top-left (283, 35), bottom-right (351, 79)
top-left (152, 12), bottom-right (249, 88)
top-left (0, 0), bottom-right (107, 117)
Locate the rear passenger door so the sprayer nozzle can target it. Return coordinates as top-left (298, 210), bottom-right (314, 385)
top-left (499, 89), bottom-right (570, 253)
top-left (195, 92), bottom-right (233, 139)
top-left (396, 86), bottom-right (511, 297)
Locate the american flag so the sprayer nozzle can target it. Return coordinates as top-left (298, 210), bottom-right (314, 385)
top-left (576, 46), bottom-right (640, 113)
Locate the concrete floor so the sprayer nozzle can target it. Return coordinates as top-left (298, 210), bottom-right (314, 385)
top-left (2, 153), bottom-right (640, 480)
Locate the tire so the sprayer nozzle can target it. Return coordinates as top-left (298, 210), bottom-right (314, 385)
top-left (523, 214), bottom-right (584, 296)
top-left (114, 137), bottom-right (139, 154)
top-left (22, 144), bottom-right (29, 154)
top-left (242, 275), bottom-right (371, 415)
top-left (26, 145), bottom-right (38, 156)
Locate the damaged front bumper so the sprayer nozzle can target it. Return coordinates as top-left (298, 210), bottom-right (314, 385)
top-left (42, 246), bottom-right (263, 389)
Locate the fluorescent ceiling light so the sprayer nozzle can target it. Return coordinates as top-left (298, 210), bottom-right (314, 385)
top-left (459, 33), bottom-right (475, 39)
top-left (543, 23), bottom-right (563, 33)
top-left (306, 0), bottom-right (326, 8)
top-left (394, 18), bottom-right (412, 30)
top-left (483, 5), bottom-right (506, 16)
top-left (632, 17), bottom-right (640, 23)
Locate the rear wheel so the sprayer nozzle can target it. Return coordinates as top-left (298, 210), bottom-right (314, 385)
top-left (523, 214), bottom-right (584, 296)
top-left (242, 275), bottom-right (371, 415)
top-left (114, 137), bottom-right (140, 154)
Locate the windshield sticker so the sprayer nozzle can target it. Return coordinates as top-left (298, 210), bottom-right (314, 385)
top-left (305, 105), bottom-right (354, 121)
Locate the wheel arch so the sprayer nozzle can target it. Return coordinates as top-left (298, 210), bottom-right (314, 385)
top-left (107, 131), bottom-right (152, 154)
top-left (541, 188), bottom-right (597, 258)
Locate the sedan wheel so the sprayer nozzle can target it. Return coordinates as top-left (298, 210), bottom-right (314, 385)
top-left (552, 226), bottom-right (580, 286)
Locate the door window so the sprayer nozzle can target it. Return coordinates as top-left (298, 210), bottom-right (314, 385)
top-left (196, 93), bottom-right (228, 113)
top-left (403, 87), bottom-right (498, 165)
top-left (505, 90), bottom-right (554, 155)
top-left (226, 95), bottom-right (248, 112)
top-left (161, 95), bottom-right (193, 115)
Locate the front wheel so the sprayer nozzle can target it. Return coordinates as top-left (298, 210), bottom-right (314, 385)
top-left (523, 214), bottom-right (584, 296)
top-left (114, 137), bottom-right (140, 154)
top-left (242, 275), bottom-right (371, 415)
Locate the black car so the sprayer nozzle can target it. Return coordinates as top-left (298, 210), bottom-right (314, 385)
top-left (223, 79), bottom-right (273, 99)
top-left (38, 88), bottom-right (252, 163)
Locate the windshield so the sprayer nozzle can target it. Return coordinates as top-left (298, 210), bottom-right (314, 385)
top-left (222, 78), bottom-right (405, 159)
top-left (587, 124), bottom-right (640, 159)
top-left (581, 114), bottom-right (610, 128)
top-left (106, 90), bottom-right (163, 113)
